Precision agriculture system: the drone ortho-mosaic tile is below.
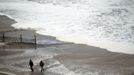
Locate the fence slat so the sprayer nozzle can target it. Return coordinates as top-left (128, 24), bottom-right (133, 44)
top-left (20, 34), bottom-right (22, 43)
top-left (2, 33), bottom-right (5, 42)
top-left (34, 35), bottom-right (37, 49)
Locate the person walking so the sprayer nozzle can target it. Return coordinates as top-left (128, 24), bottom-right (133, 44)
top-left (39, 60), bottom-right (44, 72)
top-left (29, 59), bottom-right (34, 72)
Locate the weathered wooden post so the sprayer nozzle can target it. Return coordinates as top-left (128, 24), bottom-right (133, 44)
top-left (34, 34), bottom-right (37, 49)
top-left (2, 33), bottom-right (5, 42)
top-left (20, 34), bottom-right (22, 43)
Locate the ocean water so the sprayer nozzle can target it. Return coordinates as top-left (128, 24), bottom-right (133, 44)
top-left (0, 0), bottom-right (134, 54)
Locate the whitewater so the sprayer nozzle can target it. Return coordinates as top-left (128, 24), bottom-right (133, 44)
top-left (0, 0), bottom-right (134, 54)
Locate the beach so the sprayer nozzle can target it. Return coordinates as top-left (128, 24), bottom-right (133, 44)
top-left (1, 15), bottom-right (134, 75)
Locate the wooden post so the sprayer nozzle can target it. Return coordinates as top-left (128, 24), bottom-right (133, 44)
top-left (34, 35), bottom-right (37, 49)
top-left (20, 34), bottom-right (22, 43)
top-left (2, 33), bottom-right (5, 42)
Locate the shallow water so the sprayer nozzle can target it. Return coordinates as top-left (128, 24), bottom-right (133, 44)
top-left (0, 47), bottom-right (75, 75)
top-left (1, 43), bottom-right (134, 75)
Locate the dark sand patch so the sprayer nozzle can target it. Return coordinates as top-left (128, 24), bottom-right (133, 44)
top-left (0, 15), bottom-right (15, 32)
top-left (0, 72), bottom-right (8, 75)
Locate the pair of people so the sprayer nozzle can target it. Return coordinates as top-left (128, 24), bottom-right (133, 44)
top-left (29, 59), bottom-right (44, 72)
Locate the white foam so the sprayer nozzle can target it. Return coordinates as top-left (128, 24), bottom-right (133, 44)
top-left (44, 58), bottom-right (77, 75)
top-left (0, 42), bottom-right (5, 46)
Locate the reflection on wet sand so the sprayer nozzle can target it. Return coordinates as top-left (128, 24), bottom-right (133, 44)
top-left (29, 71), bottom-right (45, 75)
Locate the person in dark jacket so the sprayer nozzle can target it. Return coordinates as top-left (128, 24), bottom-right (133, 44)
top-left (39, 60), bottom-right (44, 72)
top-left (29, 59), bottom-right (34, 72)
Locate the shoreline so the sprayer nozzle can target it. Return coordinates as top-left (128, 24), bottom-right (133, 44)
top-left (0, 13), bottom-right (134, 54)
top-left (0, 14), bottom-right (70, 49)
top-left (1, 14), bottom-right (134, 75)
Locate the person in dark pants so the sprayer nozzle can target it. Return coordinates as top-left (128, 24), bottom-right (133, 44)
top-left (39, 60), bottom-right (44, 72)
top-left (29, 59), bottom-right (34, 72)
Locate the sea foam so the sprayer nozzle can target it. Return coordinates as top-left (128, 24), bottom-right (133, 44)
top-left (0, 0), bottom-right (134, 54)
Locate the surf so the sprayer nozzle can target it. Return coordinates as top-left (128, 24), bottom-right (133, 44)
top-left (0, 0), bottom-right (134, 54)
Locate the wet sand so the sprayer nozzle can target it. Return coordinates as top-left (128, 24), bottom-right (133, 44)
top-left (0, 43), bottom-right (134, 75)
top-left (53, 44), bottom-right (134, 75)
top-left (1, 15), bottom-right (134, 75)
top-left (0, 73), bottom-right (8, 75)
top-left (0, 72), bottom-right (8, 75)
